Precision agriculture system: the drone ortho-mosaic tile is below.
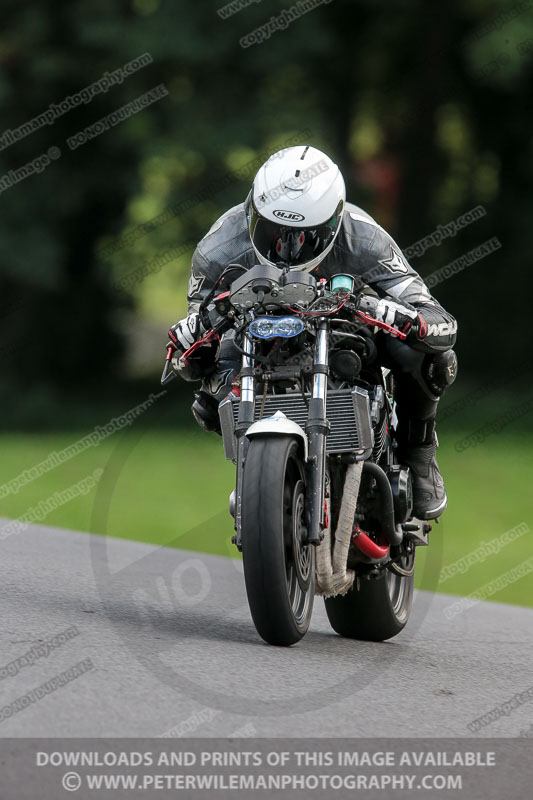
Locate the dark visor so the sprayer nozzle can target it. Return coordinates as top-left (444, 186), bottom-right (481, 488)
top-left (249, 200), bottom-right (343, 267)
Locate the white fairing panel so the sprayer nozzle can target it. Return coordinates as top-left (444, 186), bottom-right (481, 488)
top-left (245, 412), bottom-right (308, 460)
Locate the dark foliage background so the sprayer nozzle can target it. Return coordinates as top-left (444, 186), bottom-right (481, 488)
top-left (1, 0), bottom-right (532, 426)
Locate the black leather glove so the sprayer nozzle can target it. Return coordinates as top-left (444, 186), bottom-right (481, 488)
top-left (167, 313), bottom-right (218, 381)
top-left (168, 313), bottom-right (203, 351)
top-left (355, 294), bottom-right (419, 334)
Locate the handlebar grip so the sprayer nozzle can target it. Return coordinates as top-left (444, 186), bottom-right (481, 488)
top-left (355, 293), bottom-right (379, 315)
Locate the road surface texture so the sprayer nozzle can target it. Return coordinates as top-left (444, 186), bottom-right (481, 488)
top-left (1, 522), bottom-right (531, 738)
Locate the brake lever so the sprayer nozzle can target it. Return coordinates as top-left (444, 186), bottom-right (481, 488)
top-left (354, 310), bottom-right (408, 341)
top-left (161, 344), bottom-right (177, 385)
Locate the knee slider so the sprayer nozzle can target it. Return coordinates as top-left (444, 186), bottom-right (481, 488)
top-left (423, 350), bottom-right (458, 396)
top-left (191, 391), bottom-right (221, 434)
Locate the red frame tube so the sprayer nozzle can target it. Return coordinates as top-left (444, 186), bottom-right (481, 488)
top-left (352, 525), bottom-right (390, 559)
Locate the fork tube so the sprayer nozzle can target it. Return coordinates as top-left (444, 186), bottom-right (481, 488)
top-left (240, 332), bottom-right (255, 405)
top-left (313, 323), bottom-right (329, 405)
top-left (235, 333), bottom-right (255, 548)
top-left (305, 318), bottom-right (330, 545)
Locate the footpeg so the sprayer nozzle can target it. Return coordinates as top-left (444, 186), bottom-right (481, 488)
top-left (402, 519), bottom-right (429, 546)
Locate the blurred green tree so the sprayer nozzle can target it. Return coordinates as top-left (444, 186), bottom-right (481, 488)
top-left (1, 0), bottom-right (532, 422)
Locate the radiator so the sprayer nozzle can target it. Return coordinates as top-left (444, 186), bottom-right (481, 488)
top-left (219, 387), bottom-right (374, 460)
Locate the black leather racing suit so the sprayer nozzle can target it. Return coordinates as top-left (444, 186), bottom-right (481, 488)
top-left (186, 200), bottom-right (457, 430)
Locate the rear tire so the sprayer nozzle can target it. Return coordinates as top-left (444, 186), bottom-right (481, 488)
top-left (241, 435), bottom-right (315, 646)
top-left (324, 552), bottom-right (415, 641)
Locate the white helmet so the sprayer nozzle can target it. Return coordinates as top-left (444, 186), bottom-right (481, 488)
top-left (246, 145), bottom-right (346, 272)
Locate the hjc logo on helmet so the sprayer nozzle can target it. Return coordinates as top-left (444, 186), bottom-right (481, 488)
top-left (273, 210), bottom-right (306, 222)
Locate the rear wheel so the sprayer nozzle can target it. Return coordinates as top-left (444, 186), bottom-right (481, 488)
top-left (324, 550), bottom-right (415, 641)
top-left (241, 435), bottom-right (315, 646)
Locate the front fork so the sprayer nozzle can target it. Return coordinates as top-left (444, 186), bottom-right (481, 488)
top-left (233, 322), bottom-right (330, 548)
top-left (234, 333), bottom-right (255, 549)
top-left (305, 318), bottom-right (329, 545)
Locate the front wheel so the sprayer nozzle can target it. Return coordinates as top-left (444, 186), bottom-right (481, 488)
top-left (324, 551), bottom-right (415, 641)
top-left (241, 435), bottom-right (315, 646)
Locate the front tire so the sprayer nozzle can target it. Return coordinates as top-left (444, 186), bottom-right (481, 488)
top-left (241, 435), bottom-right (315, 646)
top-left (324, 551), bottom-right (415, 641)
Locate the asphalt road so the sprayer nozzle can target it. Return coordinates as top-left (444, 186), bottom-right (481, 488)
top-left (1, 522), bottom-right (532, 738)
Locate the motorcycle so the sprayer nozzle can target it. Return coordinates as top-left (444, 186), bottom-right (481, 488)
top-left (162, 263), bottom-right (432, 646)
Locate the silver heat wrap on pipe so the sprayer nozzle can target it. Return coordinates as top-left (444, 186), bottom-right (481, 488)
top-left (315, 461), bottom-right (364, 597)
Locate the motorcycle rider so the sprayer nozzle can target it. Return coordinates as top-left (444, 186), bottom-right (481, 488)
top-left (167, 145), bottom-right (457, 520)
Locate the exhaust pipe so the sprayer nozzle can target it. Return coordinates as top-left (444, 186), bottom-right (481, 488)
top-left (361, 461), bottom-right (403, 546)
top-left (315, 460), bottom-right (403, 596)
top-left (315, 462), bottom-right (363, 597)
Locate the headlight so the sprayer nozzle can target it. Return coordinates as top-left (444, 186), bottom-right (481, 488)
top-left (249, 316), bottom-right (304, 339)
